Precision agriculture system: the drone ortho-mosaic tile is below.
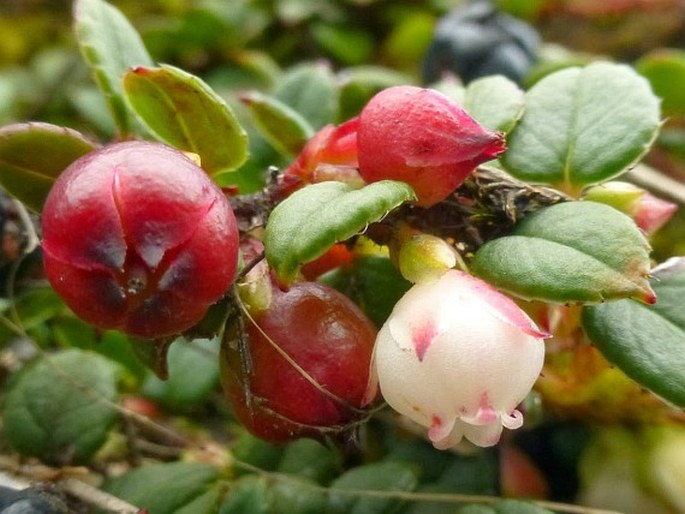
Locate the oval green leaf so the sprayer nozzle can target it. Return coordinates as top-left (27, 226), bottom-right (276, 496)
top-left (264, 181), bottom-right (415, 286)
top-left (141, 337), bottom-right (220, 410)
top-left (500, 62), bottom-right (661, 189)
top-left (124, 64), bottom-right (249, 175)
top-left (0, 122), bottom-right (96, 212)
top-left (328, 461), bottom-right (418, 514)
top-left (636, 49), bottom-right (685, 118)
top-left (582, 257), bottom-right (685, 407)
top-left (471, 201), bottom-right (654, 304)
top-left (2, 349), bottom-right (119, 464)
top-left (73, 0), bottom-right (154, 137)
top-left (105, 461), bottom-right (222, 514)
top-left (274, 62), bottom-right (338, 130)
top-left (240, 90), bottom-right (314, 157)
top-left (463, 75), bottom-right (525, 133)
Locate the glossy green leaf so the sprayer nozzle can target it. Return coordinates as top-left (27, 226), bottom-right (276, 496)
top-left (0, 122), bottom-right (96, 212)
top-left (240, 91), bottom-right (314, 157)
top-left (2, 349), bottom-right (119, 464)
top-left (73, 0), bottom-right (154, 137)
top-left (124, 65), bottom-right (248, 174)
top-left (328, 461), bottom-right (418, 514)
top-left (582, 257), bottom-right (685, 407)
top-left (104, 461), bottom-right (222, 514)
top-left (141, 337), bottom-right (220, 410)
top-left (636, 49), bottom-right (685, 118)
top-left (274, 62), bottom-right (338, 130)
top-left (471, 201), bottom-right (654, 304)
top-left (463, 75), bottom-right (525, 133)
top-left (264, 181), bottom-right (415, 285)
top-left (500, 62), bottom-right (661, 190)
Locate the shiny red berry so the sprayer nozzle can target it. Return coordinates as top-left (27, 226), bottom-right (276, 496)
top-left (221, 281), bottom-right (377, 443)
top-left (41, 141), bottom-right (239, 339)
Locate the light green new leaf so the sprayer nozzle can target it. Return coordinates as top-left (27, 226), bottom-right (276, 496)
top-left (637, 49), bottom-right (685, 118)
top-left (2, 349), bottom-right (119, 464)
top-left (73, 0), bottom-right (154, 137)
top-left (500, 62), bottom-right (661, 189)
top-left (264, 181), bottom-right (415, 286)
top-left (240, 90), bottom-right (314, 157)
top-left (124, 65), bottom-right (248, 175)
top-left (463, 75), bottom-right (525, 133)
top-left (0, 122), bottom-right (96, 212)
top-left (471, 201), bottom-right (654, 304)
top-left (582, 257), bottom-right (685, 407)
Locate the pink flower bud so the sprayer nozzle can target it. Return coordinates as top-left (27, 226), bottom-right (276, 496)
top-left (584, 182), bottom-right (677, 236)
top-left (368, 270), bottom-right (548, 448)
top-left (357, 86), bottom-right (506, 207)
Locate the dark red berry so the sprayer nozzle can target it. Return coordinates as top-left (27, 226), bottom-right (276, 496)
top-left (221, 281), bottom-right (377, 443)
top-left (41, 141), bottom-right (239, 339)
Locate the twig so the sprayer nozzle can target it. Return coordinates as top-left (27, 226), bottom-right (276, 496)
top-left (58, 477), bottom-right (141, 514)
top-left (626, 163), bottom-right (685, 204)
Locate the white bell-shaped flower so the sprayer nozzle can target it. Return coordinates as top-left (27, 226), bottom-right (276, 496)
top-left (368, 270), bottom-right (548, 449)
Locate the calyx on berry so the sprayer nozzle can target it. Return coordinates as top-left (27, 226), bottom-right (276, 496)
top-left (41, 141), bottom-right (239, 339)
top-left (221, 280), bottom-right (377, 443)
top-left (357, 85), bottom-right (506, 207)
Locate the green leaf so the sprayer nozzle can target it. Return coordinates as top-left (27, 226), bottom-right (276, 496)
top-left (2, 349), bottom-right (119, 464)
top-left (458, 500), bottom-right (555, 514)
top-left (471, 201), bottom-right (654, 304)
top-left (274, 62), bottom-right (338, 130)
top-left (582, 257), bottom-right (685, 407)
top-left (338, 66), bottom-right (412, 121)
top-left (123, 65), bottom-right (248, 174)
top-left (218, 475), bottom-right (327, 514)
top-left (141, 337), bottom-right (220, 410)
top-left (240, 91), bottom-right (314, 157)
top-left (73, 0), bottom-right (154, 137)
top-left (104, 461), bottom-right (222, 514)
top-left (463, 75), bottom-right (525, 133)
top-left (500, 62), bottom-right (661, 190)
top-left (636, 49), bottom-right (685, 118)
top-left (328, 461), bottom-right (418, 514)
top-left (276, 438), bottom-right (340, 484)
top-left (320, 254), bottom-right (412, 328)
top-left (264, 181), bottom-right (415, 286)
top-left (0, 122), bottom-right (96, 212)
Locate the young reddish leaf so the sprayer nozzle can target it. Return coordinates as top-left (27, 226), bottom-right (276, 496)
top-left (263, 181), bottom-right (415, 286)
top-left (73, 0), bottom-right (154, 137)
top-left (582, 257), bottom-right (685, 408)
top-left (0, 123), bottom-right (96, 212)
top-left (124, 65), bottom-right (248, 175)
top-left (471, 201), bottom-right (654, 304)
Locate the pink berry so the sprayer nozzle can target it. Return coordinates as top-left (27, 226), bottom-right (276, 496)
top-left (41, 141), bottom-right (239, 339)
top-left (357, 86), bottom-right (506, 207)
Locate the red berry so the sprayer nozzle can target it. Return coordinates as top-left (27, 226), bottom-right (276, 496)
top-left (221, 282), bottom-right (377, 443)
top-left (41, 141), bottom-right (239, 339)
top-left (357, 85), bottom-right (506, 207)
